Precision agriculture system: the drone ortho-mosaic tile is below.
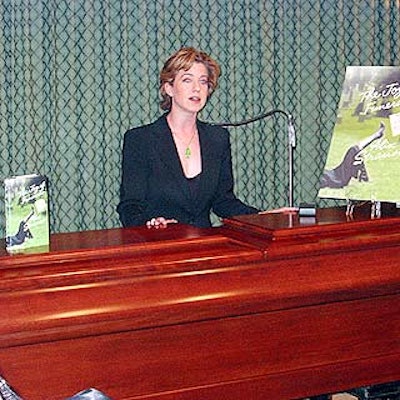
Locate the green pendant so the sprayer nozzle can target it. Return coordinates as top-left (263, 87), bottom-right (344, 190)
top-left (185, 147), bottom-right (191, 158)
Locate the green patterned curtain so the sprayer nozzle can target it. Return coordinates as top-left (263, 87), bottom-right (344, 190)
top-left (1, 0), bottom-right (399, 235)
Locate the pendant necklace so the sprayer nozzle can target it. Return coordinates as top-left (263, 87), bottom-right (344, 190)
top-left (173, 129), bottom-right (197, 159)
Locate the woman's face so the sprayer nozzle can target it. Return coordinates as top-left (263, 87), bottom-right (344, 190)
top-left (165, 62), bottom-right (210, 115)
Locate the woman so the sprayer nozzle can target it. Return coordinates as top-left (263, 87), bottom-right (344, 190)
top-left (117, 47), bottom-right (260, 228)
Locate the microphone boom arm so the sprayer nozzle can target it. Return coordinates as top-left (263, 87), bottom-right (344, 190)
top-left (212, 109), bottom-right (289, 127)
top-left (212, 109), bottom-right (296, 208)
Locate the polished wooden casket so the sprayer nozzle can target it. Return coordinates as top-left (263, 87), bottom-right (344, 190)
top-left (0, 207), bottom-right (399, 399)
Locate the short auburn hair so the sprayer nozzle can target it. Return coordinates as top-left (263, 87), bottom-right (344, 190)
top-left (159, 47), bottom-right (221, 111)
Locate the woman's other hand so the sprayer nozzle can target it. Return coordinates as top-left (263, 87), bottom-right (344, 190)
top-left (146, 217), bottom-right (178, 229)
top-left (259, 207), bottom-right (299, 215)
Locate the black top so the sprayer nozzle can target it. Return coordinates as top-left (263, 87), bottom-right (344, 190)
top-left (186, 173), bottom-right (201, 200)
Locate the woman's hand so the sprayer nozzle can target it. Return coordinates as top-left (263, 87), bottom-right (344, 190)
top-left (146, 217), bottom-right (178, 229)
top-left (259, 206), bottom-right (299, 215)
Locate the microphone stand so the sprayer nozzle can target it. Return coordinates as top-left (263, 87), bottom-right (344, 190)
top-left (213, 110), bottom-right (297, 209)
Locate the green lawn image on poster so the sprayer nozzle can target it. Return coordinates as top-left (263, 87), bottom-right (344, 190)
top-left (318, 66), bottom-right (400, 203)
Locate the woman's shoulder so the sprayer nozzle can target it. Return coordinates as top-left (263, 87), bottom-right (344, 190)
top-left (125, 115), bottom-right (166, 136)
top-left (198, 120), bottom-right (230, 145)
top-left (198, 121), bottom-right (229, 138)
top-left (198, 119), bottom-right (227, 133)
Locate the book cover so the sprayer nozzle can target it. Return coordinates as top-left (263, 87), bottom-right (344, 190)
top-left (318, 66), bottom-right (400, 203)
top-left (4, 174), bottom-right (50, 253)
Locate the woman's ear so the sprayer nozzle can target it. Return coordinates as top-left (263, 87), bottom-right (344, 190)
top-left (164, 81), bottom-right (174, 97)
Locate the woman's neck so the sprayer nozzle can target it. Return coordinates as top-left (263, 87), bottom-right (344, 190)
top-left (167, 111), bottom-right (197, 136)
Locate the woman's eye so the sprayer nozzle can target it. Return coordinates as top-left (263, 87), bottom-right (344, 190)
top-left (200, 79), bottom-right (209, 85)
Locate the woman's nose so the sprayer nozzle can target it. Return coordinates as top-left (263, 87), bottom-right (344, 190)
top-left (193, 80), bottom-right (201, 91)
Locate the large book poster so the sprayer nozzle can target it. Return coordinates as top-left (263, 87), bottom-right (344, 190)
top-left (4, 174), bottom-right (50, 253)
top-left (318, 66), bottom-right (400, 203)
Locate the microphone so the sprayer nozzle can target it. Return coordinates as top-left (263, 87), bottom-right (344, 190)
top-left (211, 109), bottom-right (297, 208)
top-left (287, 114), bottom-right (296, 148)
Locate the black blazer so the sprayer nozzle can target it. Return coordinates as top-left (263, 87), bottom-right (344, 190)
top-left (117, 115), bottom-right (259, 228)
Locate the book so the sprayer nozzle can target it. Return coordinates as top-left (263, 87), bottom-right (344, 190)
top-left (318, 66), bottom-right (400, 203)
top-left (4, 174), bottom-right (50, 253)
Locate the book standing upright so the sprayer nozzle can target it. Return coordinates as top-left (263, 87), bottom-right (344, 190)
top-left (4, 174), bottom-right (50, 253)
